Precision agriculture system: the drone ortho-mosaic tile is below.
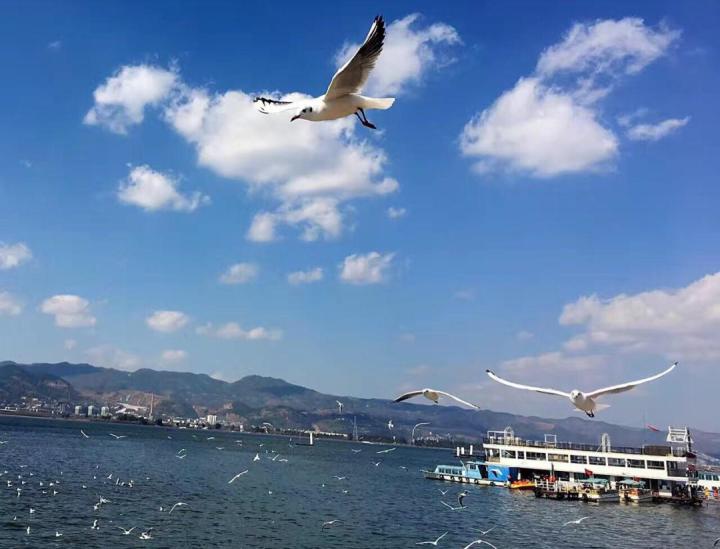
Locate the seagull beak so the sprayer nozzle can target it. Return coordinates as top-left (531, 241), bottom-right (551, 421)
top-left (291, 114), bottom-right (300, 122)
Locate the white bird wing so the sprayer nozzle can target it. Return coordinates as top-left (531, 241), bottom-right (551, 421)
top-left (393, 390), bottom-right (424, 403)
top-left (325, 16), bottom-right (385, 100)
top-left (435, 391), bottom-right (480, 409)
top-left (486, 370), bottom-right (569, 398)
top-left (585, 362), bottom-right (677, 399)
top-left (252, 97), bottom-right (298, 114)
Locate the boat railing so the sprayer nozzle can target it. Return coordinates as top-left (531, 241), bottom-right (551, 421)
top-left (483, 437), bottom-right (686, 458)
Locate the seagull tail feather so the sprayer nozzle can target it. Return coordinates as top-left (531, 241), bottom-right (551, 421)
top-left (363, 97), bottom-right (395, 110)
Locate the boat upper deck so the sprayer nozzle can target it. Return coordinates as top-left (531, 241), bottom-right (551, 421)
top-left (483, 435), bottom-right (688, 458)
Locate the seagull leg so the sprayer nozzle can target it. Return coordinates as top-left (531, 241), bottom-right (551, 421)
top-left (357, 109), bottom-right (377, 130)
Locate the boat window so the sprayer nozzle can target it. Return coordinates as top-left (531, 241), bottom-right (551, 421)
top-left (713, 475), bottom-right (719, 481)
top-left (525, 451), bottom-right (547, 461)
top-left (548, 453), bottom-right (569, 462)
top-left (607, 457), bottom-right (626, 467)
top-left (570, 455), bottom-right (587, 464)
top-left (647, 460), bottom-right (664, 470)
top-left (501, 450), bottom-right (516, 459)
top-left (627, 459), bottom-right (645, 469)
top-left (588, 456), bottom-right (606, 466)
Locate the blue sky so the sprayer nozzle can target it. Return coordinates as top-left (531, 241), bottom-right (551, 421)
top-left (1, 1), bottom-right (719, 430)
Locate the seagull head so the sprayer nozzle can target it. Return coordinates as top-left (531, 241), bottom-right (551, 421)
top-left (570, 390), bottom-right (582, 401)
top-left (291, 106), bottom-right (312, 122)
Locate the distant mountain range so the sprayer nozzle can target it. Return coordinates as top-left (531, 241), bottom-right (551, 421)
top-left (2, 360), bottom-right (719, 457)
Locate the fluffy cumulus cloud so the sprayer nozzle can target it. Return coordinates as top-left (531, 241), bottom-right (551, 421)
top-left (85, 15), bottom-right (456, 241)
top-left (85, 345), bottom-right (141, 371)
top-left (627, 117), bottom-right (690, 141)
top-left (287, 267), bottom-right (324, 285)
top-left (0, 291), bottom-right (22, 316)
top-left (335, 13), bottom-right (461, 97)
top-left (461, 18), bottom-right (680, 177)
top-left (84, 65), bottom-right (178, 134)
top-left (161, 349), bottom-right (187, 363)
top-left (0, 242), bottom-right (32, 270)
top-left (219, 262), bottom-right (258, 285)
top-left (41, 295), bottom-right (96, 328)
top-left (339, 251), bottom-right (395, 285)
top-left (146, 310), bottom-right (189, 333)
top-left (197, 322), bottom-right (282, 341)
top-left (499, 271), bottom-right (720, 382)
top-left (118, 165), bottom-right (210, 212)
top-left (559, 272), bottom-right (720, 361)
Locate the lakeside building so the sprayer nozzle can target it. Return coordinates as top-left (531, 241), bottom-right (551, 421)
top-left (74, 405), bottom-right (82, 416)
top-left (87, 405), bottom-right (95, 417)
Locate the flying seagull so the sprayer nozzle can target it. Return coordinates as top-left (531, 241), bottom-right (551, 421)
top-left (457, 490), bottom-right (469, 507)
top-left (486, 362), bottom-right (677, 417)
top-left (169, 502), bottom-right (187, 514)
top-left (80, 430), bottom-right (89, 439)
top-left (336, 401), bottom-right (344, 414)
top-left (253, 16), bottom-right (394, 129)
top-left (462, 541), bottom-right (498, 549)
top-left (228, 470), bottom-right (249, 484)
top-left (108, 433), bottom-right (126, 439)
top-left (440, 501), bottom-right (465, 511)
top-left (394, 389), bottom-right (479, 410)
top-left (562, 516), bottom-right (590, 527)
top-left (417, 532), bottom-right (448, 546)
top-left (118, 526), bottom-right (136, 535)
top-left (322, 519), bottom-right (343, 530)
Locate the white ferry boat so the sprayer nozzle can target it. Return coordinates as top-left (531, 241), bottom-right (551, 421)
top-left (481, 426), bottom-right (700, 502)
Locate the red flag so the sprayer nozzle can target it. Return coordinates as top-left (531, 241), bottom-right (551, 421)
top-left (584, 468), bottom-right (593, 477)
top-left (646, 424), bottom-right (660, 432)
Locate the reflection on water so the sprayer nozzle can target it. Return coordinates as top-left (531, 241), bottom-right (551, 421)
top-left (1, 416), bottom-right (718, 548)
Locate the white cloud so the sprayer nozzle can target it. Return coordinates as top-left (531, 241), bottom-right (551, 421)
top-left (502, 351), bottom-right (606, 373)
top-left (386, 206), bottom-right (407, 219)
top-left (146, 310), bottom-right (189, 333)
top-left (118, 165), bottom-right (209, 212)
top-left (627, 117), bottom-right (690, 141)
top-left (219, 262), bottom-right (258, 285)
top-left (536, 18), bottom-right (680, 79)
top-left (64, 339), bottom-right (77, 350)
top-left (339, 252), bottom-right (395, 285)
top-left (41, 295), bottom-right (96, 328)
top-left (335, 13), bottom-right (461, 97)
top-left (197, 322), bottom-right (282, 341)
top-left (48, 40), bottom-right (62, 51)
top-left (516, 330), bottom-right (535, 341)
top-left (85, 345), bottom-right (141, 371)
top-left (460, 18), bottom-right (680, 177)
top-left (161, 349), bottom-right (187, 363)
top-left (0, 242), bottom-right (32, 270)
top-left (559, 271), bottom-right (720, 361)
top-left (460, 78), bottom-right (618, 177)
top-left (288, 267), bottom-right (324, 285)
top-left (0, 291), bottom-right (22, 316)
top-left (248, 198), bottom-right (346, 242)
top-left (84, 64), bottom-right (178, 134)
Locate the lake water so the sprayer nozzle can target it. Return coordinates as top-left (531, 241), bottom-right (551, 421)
top-left (1, 416), bottom-right (718, 548)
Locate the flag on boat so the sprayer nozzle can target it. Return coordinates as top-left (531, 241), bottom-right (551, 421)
top-left (646, 424), bottom-right (661, 432)
top-left (584, 468), bottom-right (594, 477)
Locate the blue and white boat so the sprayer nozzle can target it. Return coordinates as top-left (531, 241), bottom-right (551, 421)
top-left (424, 460), bottom-right (516, 486)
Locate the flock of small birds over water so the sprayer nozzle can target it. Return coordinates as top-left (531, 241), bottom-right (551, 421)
top-left (0, 426), bottom-right (598, 548)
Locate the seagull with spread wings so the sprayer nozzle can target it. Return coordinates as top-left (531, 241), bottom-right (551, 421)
top-left (394, 388), bottom-right (479, 410)
top-left (253, 16), bottom-right (394, 129)
top-left (486, 362), bottom-right (677, 417)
